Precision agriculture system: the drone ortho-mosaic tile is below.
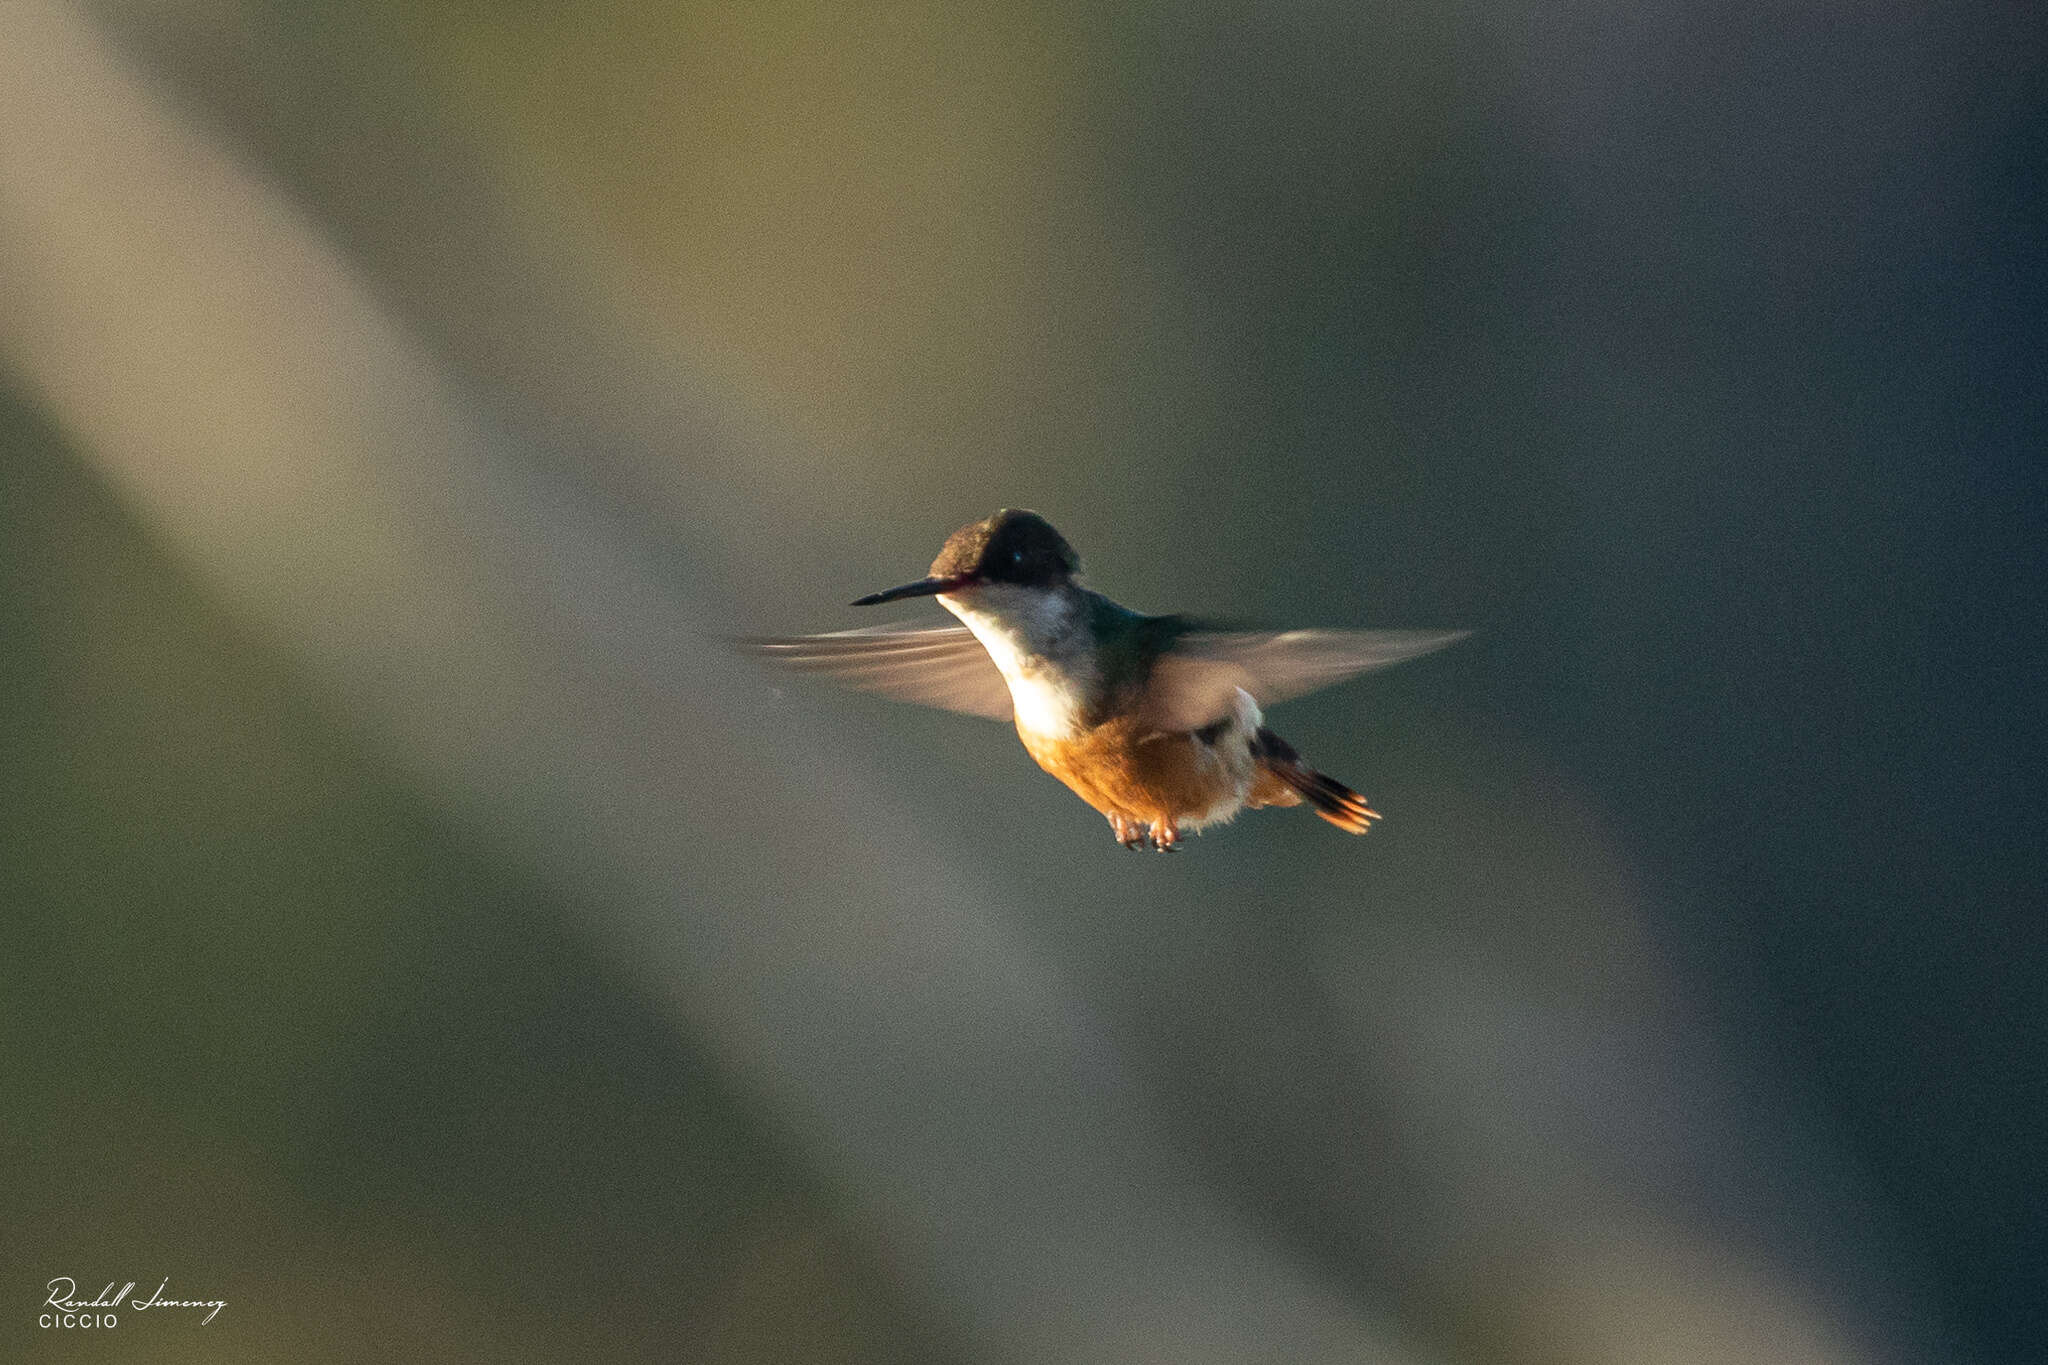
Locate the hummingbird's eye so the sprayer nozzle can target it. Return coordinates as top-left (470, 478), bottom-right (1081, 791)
top-left (1012, 549), bottom-right (1025, 565)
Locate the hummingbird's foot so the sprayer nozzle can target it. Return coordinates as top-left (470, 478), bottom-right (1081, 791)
top-left (1149, 820), bottom-right (1181, 853)
top-left (1110, 812), bottom-right (1150, 850)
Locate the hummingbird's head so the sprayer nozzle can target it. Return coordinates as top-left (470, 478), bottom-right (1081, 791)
top-left (931, 509), bottom-right (1079, 589)
top-left (853, 509), bottom-right (1079, 606)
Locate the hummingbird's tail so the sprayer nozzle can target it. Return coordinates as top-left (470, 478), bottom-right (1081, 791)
top-left (1251, 727), bottom-right (1381, 834)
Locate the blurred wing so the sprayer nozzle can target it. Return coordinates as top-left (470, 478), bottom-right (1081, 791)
top-left (1143, 628), bottom-right (1469, 732)
top-left (741, 623), bottom-right (1013, 721)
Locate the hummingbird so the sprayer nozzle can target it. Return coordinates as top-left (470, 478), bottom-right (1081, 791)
top-left (749, 509), bottom-right (1465, 851)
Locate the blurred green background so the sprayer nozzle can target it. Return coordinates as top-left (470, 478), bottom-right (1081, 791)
top-left (2, 1), bottom-right (2041, 1362)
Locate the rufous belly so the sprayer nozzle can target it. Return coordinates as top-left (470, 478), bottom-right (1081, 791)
top-left (1018, 714), bottom-right (1298, 831)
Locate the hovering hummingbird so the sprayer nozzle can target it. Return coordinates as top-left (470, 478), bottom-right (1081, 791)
top-left (749, 510), bottom-right (1465, 851)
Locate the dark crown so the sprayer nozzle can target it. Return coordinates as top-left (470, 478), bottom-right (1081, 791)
top-left (930, 509), bottom-right (1079, 588)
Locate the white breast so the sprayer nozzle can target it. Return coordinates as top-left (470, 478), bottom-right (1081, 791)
top-left (1002, 668), bottom-right (1093, 740)
top-left (939, 586), bottom-right (1095, 740)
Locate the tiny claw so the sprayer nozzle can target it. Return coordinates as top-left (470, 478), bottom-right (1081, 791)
top-left (1111, 813), bottom-right (1153, 850)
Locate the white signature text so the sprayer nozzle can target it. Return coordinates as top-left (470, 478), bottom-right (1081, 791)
top-left (43, 1277), bottom-right (225, 1327)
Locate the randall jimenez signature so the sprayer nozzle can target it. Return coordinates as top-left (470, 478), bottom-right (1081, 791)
top-left (42, 1277), bottom-right (225, 1327)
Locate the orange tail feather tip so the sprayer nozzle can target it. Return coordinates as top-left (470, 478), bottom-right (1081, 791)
top-left (1252, 726), bottom-right (1380, 835)
top-left (1312, 792), bottom-right (1380, 834)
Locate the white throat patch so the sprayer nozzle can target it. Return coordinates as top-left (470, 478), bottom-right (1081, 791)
top-left (939, 586), bottom-right (1095, 739)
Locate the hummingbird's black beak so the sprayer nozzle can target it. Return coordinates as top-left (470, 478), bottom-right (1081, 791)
top-left (850, 574), bottom-right (975, 607)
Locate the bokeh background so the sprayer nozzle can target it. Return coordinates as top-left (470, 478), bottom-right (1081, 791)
top-left (3, 1), bottom-right (2042, 1362)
